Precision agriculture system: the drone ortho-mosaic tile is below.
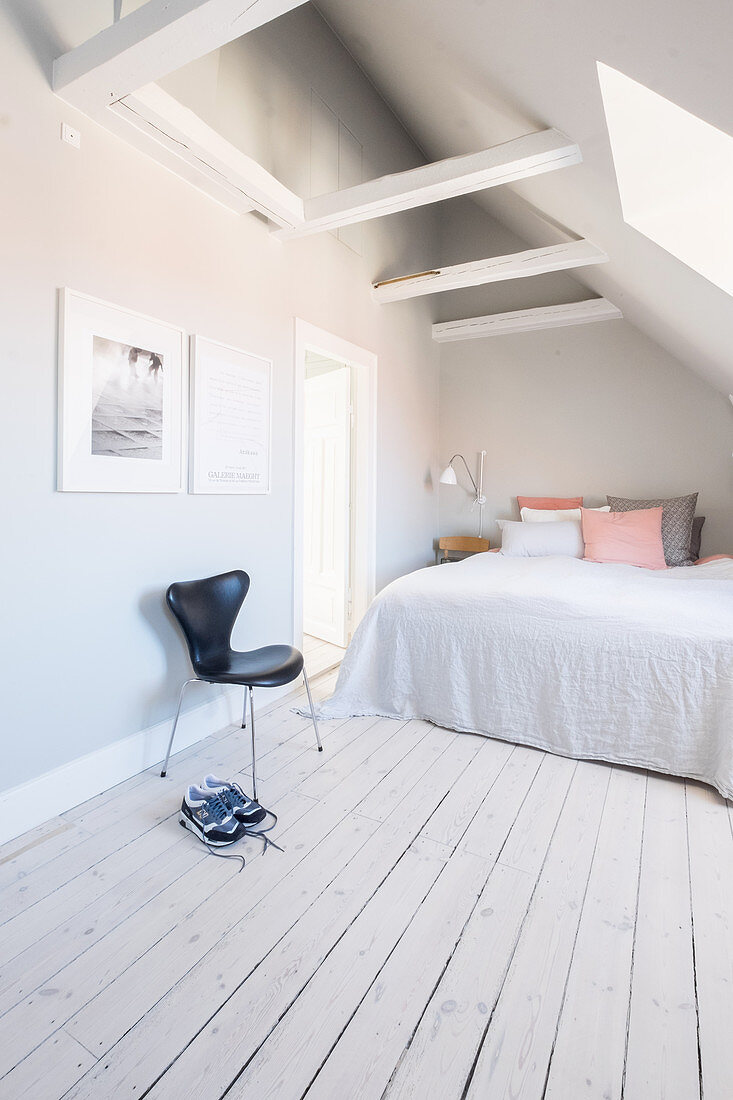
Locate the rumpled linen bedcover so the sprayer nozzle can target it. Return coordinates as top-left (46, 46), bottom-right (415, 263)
top-left (315, 554), bottom-right (733, 799)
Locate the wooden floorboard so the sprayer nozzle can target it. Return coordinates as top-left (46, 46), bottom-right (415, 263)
top-left (303, 634), bottom-right (346, 678)
top-left (463, 760), bottom-right (612, 1099)
top-left (0, 672), bottom-right (338, 935)
top-left (383, 753), bottom-right (576, 1100)
top-left (1, 661), bottom-right (732, 1100)
top-left (624, 774), bottom-right (700, 1100)
top-left (688, 781), bottom-right (733, 1098)
top-left (544, 766), bottom-right (647, 1099)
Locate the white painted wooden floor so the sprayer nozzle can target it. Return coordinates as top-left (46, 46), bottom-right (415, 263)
top-left (1, 667), bottom-right (732, 1099)
top-left (304, 633), bottom-right (346, 679)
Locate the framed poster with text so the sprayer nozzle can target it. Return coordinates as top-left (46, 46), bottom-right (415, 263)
top-left (189, 335), bottom-right (272, 494)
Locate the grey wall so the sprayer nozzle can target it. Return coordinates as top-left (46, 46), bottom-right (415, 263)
top-left (439, 320), bottom-right (733, 556)
top-left (435, 199), bottom-right (733, 557)
top-left (0, 2), bottom-right (440, 789)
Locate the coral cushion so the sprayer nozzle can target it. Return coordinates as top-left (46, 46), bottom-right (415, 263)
top-left (517, 496), bottom-right (583, 511)
top-left (581, 507), bottom-right (667, 570)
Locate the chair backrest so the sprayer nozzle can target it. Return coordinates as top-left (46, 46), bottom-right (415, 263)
top-left (166, 570), bottom-right (250, 673)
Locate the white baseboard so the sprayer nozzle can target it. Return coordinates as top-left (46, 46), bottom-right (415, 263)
top-left (0, 684), bottom-right (288, 846)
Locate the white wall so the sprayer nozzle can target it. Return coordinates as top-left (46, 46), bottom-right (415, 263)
top-left (0, 2), bottom-right (440, 794)
top-left (435, 198), bottom-right (733, 556)
top-left (439, 320), bottom-right (733, 555)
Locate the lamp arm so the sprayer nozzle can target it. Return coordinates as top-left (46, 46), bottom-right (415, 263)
top-left (448, 453), bottom-right (479, 496)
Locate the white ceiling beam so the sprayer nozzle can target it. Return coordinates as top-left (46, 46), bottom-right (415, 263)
top-left (111, 84), bottom-right (304, 228)
top-left (372, 239), bottom-right (607, 304)
top-left (274, 128), bottom-right (581, 241)
top-left (432, 298), bottom-right (622, 342)
top-left (53, 0), bottom-right (308, 115)
top-left (102, 97), bottom-right (253, 216)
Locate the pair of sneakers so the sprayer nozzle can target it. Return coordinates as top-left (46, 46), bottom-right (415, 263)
top-left (179, 774), bottom-right (275, 849)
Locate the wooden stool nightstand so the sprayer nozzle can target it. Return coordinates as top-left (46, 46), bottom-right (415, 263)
top-left (436, 536), bottom-right (490, 565)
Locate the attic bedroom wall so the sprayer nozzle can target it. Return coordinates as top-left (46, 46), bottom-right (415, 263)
top-left (0, 1), bottom-right (439, 796)
top-left (437, 200), bottom-right (733, 553)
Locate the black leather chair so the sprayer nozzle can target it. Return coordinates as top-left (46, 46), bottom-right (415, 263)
top-left (161, 570), bottom-right (322, 800)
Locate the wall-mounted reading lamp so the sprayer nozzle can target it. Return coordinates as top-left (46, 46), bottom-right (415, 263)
top-left (439, 451), bottom-right (487, 537)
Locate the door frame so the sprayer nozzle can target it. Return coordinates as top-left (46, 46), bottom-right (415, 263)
top-left (293, 319), bottom-right (377, 649)
top-left (302, 365), bottom-right (352, 646)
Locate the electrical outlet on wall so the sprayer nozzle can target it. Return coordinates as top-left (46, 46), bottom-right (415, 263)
top-left (61, 123), bottom-right (80, 149)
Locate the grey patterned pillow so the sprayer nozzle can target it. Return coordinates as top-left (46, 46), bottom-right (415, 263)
top-left (690, 516), bottom-right (705, 560)
top-left (606, 493), bottom-right (698, 566)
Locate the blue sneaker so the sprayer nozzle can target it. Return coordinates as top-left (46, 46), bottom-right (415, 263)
top-left (202, 774), bottom-right (269, 827)
top-left (179, 785), bottom-right (248, 846)
top-left (202, 774), bottom-right (282, 853)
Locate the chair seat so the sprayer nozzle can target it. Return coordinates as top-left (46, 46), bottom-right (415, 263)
top-left (196, 644), bottom-right (304, 688)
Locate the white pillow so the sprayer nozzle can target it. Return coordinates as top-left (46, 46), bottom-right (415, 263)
top-left (498, 519), bottom-right (584, 559)
top-left (520, 505), bottom-right (611, 523)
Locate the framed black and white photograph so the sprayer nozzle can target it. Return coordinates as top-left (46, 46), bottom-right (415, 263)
top-left (189, 335), bottom-right (272, 494)
top-left (58, 289), bottom-right (186, 492)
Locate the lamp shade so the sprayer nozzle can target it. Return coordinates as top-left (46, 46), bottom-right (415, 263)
top-left (439, 464), bottom-right (457, 485)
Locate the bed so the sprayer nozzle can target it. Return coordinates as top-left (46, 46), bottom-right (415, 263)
top-left (315, 553), bottom-right (733, 799)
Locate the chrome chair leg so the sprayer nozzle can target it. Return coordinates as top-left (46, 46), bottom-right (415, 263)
top-left (303, 669), bottom-right (323, 752)
top-left (249, 685), bottom-right (257, 803)
top-left (160, 678), bottom-right (198, 777)
top-left (241, 687), bottom-right (248, 729)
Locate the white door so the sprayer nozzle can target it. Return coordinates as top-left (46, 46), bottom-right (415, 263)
top-left (303, 367), bottom-right (351, 646)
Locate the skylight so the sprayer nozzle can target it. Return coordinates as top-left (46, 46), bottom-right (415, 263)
top-left (597, 62), bottom-right (733, 296)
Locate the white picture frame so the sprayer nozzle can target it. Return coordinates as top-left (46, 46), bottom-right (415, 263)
top-left (189, 335), bottom-right (272, 494)
top-left (58, 289), bottom-right (186, 493)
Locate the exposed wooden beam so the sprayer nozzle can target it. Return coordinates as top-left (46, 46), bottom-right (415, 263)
top-left (111, 84), bottom-right (304, 228)
top-left (372, 240), bottom-right (607, 304)
top-left (53, 0), bottom-right (308, 115)
top-left (106, 100), bottom-right (255, 216)
top-left (274, 129), bottom-right (581, 241)
top-left (432, 298), bottom-right (622, 342)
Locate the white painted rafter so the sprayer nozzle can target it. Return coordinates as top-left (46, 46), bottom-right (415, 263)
top-left (53, 0), bottom-right (308, 115)
top-left (112, 84), bottom-right (303, 227)
top-left (104, 99), bottom-right (254, 216)
top-left (274, 129), bottom-right (581, 240)
top-left (51, 8), bottom-right (585, 237)
top-left (432, 298), bottom-right (622, 342)
top-left (372, 239), bottom-right (607, 303)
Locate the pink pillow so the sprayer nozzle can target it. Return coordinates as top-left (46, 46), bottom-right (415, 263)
top-left (581, 507), bottom-right (667, 570)
top-left (517, 496), bottom-right (583, 511)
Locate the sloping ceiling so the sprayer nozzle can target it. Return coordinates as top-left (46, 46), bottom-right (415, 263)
top-left (315, 0), bottom-right (733, 392)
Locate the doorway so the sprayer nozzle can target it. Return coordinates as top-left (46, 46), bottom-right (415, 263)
top-left (294, 320), bottom-right (376, 668)
top-left (304, 352), bottom-right (351, 656)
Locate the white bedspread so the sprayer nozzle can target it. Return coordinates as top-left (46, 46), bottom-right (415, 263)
top-left (316, 554), bottom-right (733, 798)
